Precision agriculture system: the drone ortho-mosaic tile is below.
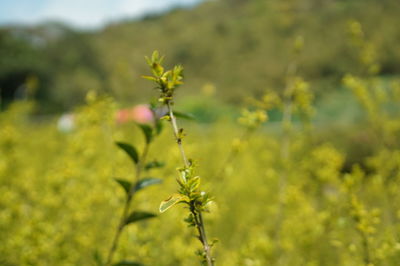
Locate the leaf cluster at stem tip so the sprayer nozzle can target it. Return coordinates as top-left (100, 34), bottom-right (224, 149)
top-left (159, 163), bottom-right (213, 213)
top-left (143, 50), bottom-right (184, 104)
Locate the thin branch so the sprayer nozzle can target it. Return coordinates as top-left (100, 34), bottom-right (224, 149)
top-left (167, 101), bottom-right (214, 266)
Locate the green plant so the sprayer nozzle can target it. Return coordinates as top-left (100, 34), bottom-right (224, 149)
top-left (143, 51), bottom-right (215, 265)
top-left (105, 114), bottom-right (164, 266)
top-left (340, 166), bottom-right (381, 266)
top-left (341, 21), bottom-right (400, 265)
top-left (214, 108), bottom-right (267, 180)
top-left (249, 36), bottom-right (315, 251)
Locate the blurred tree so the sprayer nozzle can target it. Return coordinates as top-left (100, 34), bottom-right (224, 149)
top-left (0, 28), bottom-right (47, 108)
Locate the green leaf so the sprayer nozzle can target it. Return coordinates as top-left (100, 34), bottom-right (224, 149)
top-left (93, 249), bottom-right (103, 266)
top-left (151, 50), bottom-right (159, 62)
top-left (116, 142), bottom-right (139, 164)
top-left (141, 75), bottom-right (157, 81)
top-left (152, 63), bottom-right (164, 77)
top-left (173, 111), bottom-right (195, 120)
top-left (134, 177), bottom-right (162, 192)
top-left (159, 193), bottom-right (189, 213)
top-left (188, 176), bottom-right (200, 192)
top-left (125, 211), bottom-right (156, 225)
top-left (145, 160), bottom-right (165, 171)
top-left (145, 55), bottom-right (152, 66)
top-left (113, 261), bottom-right (143, 266)
top-left (155, 120), bottom-right (163, 135)
top-left (136, 123), bottom-right (153, 144)
top-left (114, 178), bottom-right (132, 195)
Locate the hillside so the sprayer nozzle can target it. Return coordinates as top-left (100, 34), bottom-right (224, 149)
top-left (1, 0), bottom-right (400, 110)
top-left (93, 0), bottom-right (400, 103)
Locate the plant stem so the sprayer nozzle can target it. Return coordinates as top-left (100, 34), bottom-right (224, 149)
top-left (105, 198), bottom-right (130, 266)
top-left (275, 61), bottom-right (296, 256)
top-left (360, 230), bottom-right (371, 266)
top-left (167, 101), bottom-right (214, 266)
top-left (167, 102), bottom-right (189, 167)
top-left (191, 204), bottom-right (213, 266)
top-left (105, 143), bottom-right (150, 266)
top-left (274, 96), bottom-right (292, 255)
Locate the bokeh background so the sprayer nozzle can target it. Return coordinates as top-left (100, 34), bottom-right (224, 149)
top-left (1, 0), bottom-right (400, 265)
top-left (1, 0), bottom-right (399, 114)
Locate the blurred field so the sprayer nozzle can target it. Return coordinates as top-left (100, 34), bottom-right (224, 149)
top-left (1, 0), bottom-right (400, 265)
top-left (1, 80), bottom-right (400, 265)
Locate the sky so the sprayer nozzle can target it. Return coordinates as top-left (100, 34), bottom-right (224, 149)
top-left (0, 0), bottom-right (203, 29)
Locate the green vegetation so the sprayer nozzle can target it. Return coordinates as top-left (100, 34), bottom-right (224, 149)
top-left (1, 65), bottom-right (400, 264)
top-left (144, 51), bottom-right (215, 265)
top-left (1, 0), bottom-right (400, 110)
top-left (105, 120), bottom-right (164, 265)
top-left (1, 0), bottom-right (400, 265)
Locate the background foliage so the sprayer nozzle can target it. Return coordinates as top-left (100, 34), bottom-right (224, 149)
top-left (1, 0), bottom-right (400, 265)
top-left (1, 0), bottom-right (400, 110)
